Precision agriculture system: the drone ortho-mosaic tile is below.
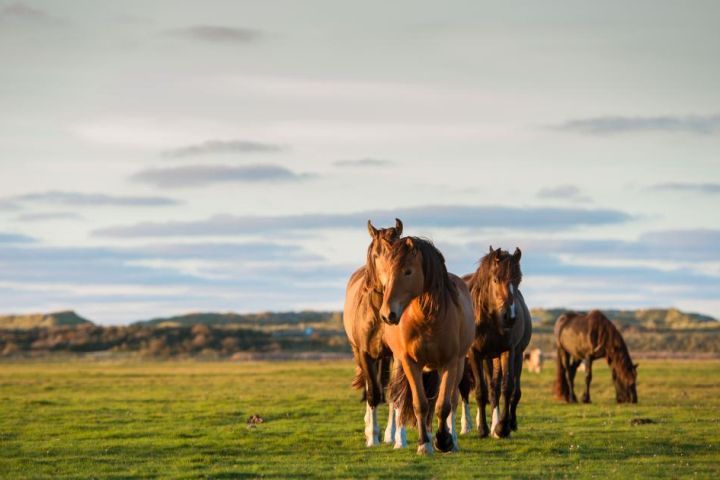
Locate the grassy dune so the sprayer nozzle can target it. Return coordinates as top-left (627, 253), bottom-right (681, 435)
top-left (1, 360), bottom-right (719, 479)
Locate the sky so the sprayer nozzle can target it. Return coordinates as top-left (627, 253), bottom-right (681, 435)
top-left (1, 0), bottom-right (719, 324)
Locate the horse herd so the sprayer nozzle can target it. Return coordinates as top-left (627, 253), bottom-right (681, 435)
top-left (343, 218), bottom-right (639, 455)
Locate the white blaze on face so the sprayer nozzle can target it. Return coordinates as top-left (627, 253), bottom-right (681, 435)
top-left (364, 403), bottom-right (379, 447)
top-left (509, 283), bottom-right (516, 319)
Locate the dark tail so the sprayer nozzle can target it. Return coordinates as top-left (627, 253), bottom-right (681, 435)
top-left (352, 364), bottom-right (366, 402)
top-left (379, 356), bottom-right (392, 403)
top-left (389, 368), bottom-right (440, 427)
top-left (458, 357), bottom-right (475, 403)
top-left (553, 347), bottom-right (568, 401)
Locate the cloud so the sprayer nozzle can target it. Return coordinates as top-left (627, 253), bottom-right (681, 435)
top-left (552, 113), bottom-right (720, 135)
top-left (167, 25), bottom-right (262, 43)
top-left (334, 158), bottom-right (394, 168)
top-left (0, 241), bottom-right (340, 323)
top-left (9, 191), bottom-right (179, 207)
top-left (0, 2), bottom-right (50, 21)
top-left (649, 182), bottom-right (720, 195)
top-left (536, 185), bottom-right (592, 203)
top-left (0, 233), bottom-right (35, 244)
top-left (161, 139), bottom-right (286, 158)
top-left (14, 212), bottom-right (84, 222)
top-left (130, 164), bottom-right (311, 188)
top-left (94, 204), bottom-right (632, 238)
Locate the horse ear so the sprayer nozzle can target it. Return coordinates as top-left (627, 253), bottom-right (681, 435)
top-left (405, 237), bottom-right (415, 251)
top-left (488, 245), bottom-right (494, 254)
top-left (367, 220), bottom-right (379, 238)
top-left (395, 218), bottom-right (403, 236)
top-left (513, 247), bottom-right (522, 261)
top-left (634, 363), bottom-right (639, 370)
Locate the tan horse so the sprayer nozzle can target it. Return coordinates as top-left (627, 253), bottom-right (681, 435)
top-left (378, 237), bottom-right (474, 455)
top-left (343, 219), bottom-right (404, 447)
top-left (524, 348), bottom-right (543, 374)
top-left (459, 246), bottom-right (532, 438)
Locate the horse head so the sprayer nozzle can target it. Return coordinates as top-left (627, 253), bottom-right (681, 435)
top-left (365, 218), bottom-right (403, 293)
top-left (377, 237), bottom-right (425, 325)
top-left (485, 246), bottom-right (522, 331)
top-left (612, 362), bottom-right (638, 403)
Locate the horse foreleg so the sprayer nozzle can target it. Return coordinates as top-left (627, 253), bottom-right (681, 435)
top-left (401, 357), bottom-right (432, 455)
top-left (433, 365), bottom-right (457, 453)
top-left (492, 350), bottom-right (514, 438)
top-left (489, 356), bottom-right (502, 437)
top-left (510, 349), bottom-right (523, 432)
top-left (359, 353), bottom-right (380, 446)
top-left (388, 362), bottom-right (407, 448)
top-left (582, 358), bottom-right (593, 403)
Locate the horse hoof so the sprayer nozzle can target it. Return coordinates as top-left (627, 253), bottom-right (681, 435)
top-left (582, 396), bottom-right (591, 404)
top-left (460, 426), bottom-right (472, 435)
top-left (510, 421), bottom-right (518, 432)
top-left (417, 442), bottom-right (433, 455)
top-left (479, 427), bottom-right (490, 438)
top-left (433, 431), bottom-right (454, 453)
top-left (492, 424), bottom-right (510, 439)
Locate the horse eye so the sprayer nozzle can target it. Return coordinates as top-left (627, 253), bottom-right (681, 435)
top-left (404, 269), bottom-right (412, 276)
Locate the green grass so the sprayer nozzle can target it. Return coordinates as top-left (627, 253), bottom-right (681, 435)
top-left (1, 360), bottom-right (719, 479)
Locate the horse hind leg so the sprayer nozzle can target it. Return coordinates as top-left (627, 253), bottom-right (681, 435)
top-left (458, 358), bottom-right (473, 435)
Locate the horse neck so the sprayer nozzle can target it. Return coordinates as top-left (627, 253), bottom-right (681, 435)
top-left (606, 330), bottom-right (633, 380)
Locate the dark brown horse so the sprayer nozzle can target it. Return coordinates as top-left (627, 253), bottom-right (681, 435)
top-left (343, 218), bottom-right (403, 447)
top-left (380, 237), bottom-right (475, 455)
top-left (459, 246), bottom-right (532, 438)
top-left (554, 310), bottom-right (638, 404)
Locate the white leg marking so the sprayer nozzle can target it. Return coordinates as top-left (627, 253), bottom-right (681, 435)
top-left (383, 403), bottom-right (395, 444)
top-left (490, 407), bottom-right (500, 439)
top-left (476, 407), bottom-right (481, 430)
top-left (364, 403), bottom-right (379, 447)
top-left (460, 401), bottom-right (472, 434)
top-left (417, 442), bottom-right (433, 455)
top-left (446, 410), bottom-right (459, 451)
top-left (393, 407), bottom-right (407, 449)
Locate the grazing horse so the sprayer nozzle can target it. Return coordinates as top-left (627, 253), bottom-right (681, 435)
top-left (554, 310), bottom-right (638, 404)
top-left (459, 246), bottom-right (532, 438)
top-left (379, 237), bottom-right (474, 455)
top-left (343, 218), bottom-right (405, 447)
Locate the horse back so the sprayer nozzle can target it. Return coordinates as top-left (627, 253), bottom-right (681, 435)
top-left (555, 311), bottom-right (606, 360)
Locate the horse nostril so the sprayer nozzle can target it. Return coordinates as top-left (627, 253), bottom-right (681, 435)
top-left (388, 312), bottom-right (397, 323)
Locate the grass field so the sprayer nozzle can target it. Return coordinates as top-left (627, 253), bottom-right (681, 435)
top-left (1, 359), bottom-right (719, 479)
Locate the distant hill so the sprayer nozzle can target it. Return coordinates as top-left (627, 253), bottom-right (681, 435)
top-left (531, 308), bottom-right (718, 330)
top-left (134, 311), bottom-right (342, 330)
top-left (0, 311), bottom-right (93, 329)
